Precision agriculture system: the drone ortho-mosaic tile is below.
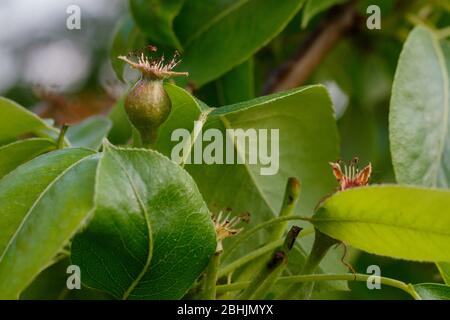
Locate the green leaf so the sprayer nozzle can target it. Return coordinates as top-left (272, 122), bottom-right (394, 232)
top-left (153, 84), bottom-right (345, 290)
top-left (0, 148), bottom-right (97, 299)
top-left (198, 58), bottom-right (255, 108)
top-left (175, 0), bottom-right (306, 87)
top-left (216, 58), bottom-right (255, 105)
top-left (413, 283), bottom-right (450, 300)
top-left (110, 16), bottom-right (147, 81)
top-left (0, 138), bottom-right (56, 179)
top-left (155, 84), bottom-right (339, 222)
top-left (190, 85), bottom-right (339, 225)
top-left (20, 258), bottom-right (69, 300)
top-left (20, 258), bottom-right (113, 300)
top-left (0, 97), bottom-right (55, 144)
top-left (390, 26), bottom-right (450, 286)
top-left (109, 83), bottom-right (345, 290)
top-left (129, 0), bottom-right (184, 49)
top-left (66, 116), bottom-right (112, 150)
top-left (302, 0), bottom-right (347, 28)
top-left (390, 27), bottom-right (450, 188)
top-left (154, 83), bottom-right (209, 155)
top-left (286, 234), bottom-right (348, 293)
top-left (313, 185), bottom-right (450, 262)
top-left (71, 143), bottom-right (216, 299)
top-left (108, 97), bottom-right (133, 145)
top-left (437, 262), bottom-right (450, 285)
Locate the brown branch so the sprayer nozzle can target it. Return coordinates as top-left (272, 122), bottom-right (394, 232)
top-left (263, 0), bottom-right (360, 94)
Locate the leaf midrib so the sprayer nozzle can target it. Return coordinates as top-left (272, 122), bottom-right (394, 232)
top-left (312, 217), bottom-right (450, 237)
top-left (210, 85), bottom-right (317, 117)
top-left (184, 85), bottom-right (326, 217)
top-left (180, 109), bottom-right (212, 166)
top-left (219, 115), bottom-right (277, 215)
top-left (108, 148), bottom-right (154, 300)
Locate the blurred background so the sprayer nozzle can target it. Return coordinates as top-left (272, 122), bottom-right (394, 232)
top-left (1, 0), bottom-right (448, 299)
top-left (0, 0), bottom-right (126, 123)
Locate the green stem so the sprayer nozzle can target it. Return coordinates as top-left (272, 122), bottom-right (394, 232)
top-left (277, 229), bottom-right (338, 300)
top-left (224, 179), bottom-right (302, 288)
top-left (57, 124), bottom-right (69, 149)
top-left (238, 226), bottom-right (302, 300)
top-left (219, 239), bottom-right (283, 278)
top-left (216, 273), bottom-right (421, 300)
top-left (221, 215), bottom-right (312, 262)
top-left (238, 250), bottom-right (286, 300)
top-left (140, 128), bottom-right (158, 149)
top-left (201, 251), bottom-right (221, 300)
top-left (270, 178), bottom-right (301, 242)
top-left (218, 228), bottom-right (314, 278)
top-left (131, 127), bottom-right (143, 148)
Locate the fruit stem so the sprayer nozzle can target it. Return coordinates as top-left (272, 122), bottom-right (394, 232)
top-left (218, 228), bottom-right (315, 278)
top-left (57, 124), bottom-right (69, 149)
top-left (139, 128), bottom-right (158, 148)
top-left (277, 229), bottom-right (338, 299)
top-left (272, 178), bottom-right (302, 241)
top-left (227, 178), bottom-right (302, 285)
top-left (238, 226), bottom-right (302, 299)
top-left (200, 251), bottom-right (222, 300)
top-left (221, 214), bottom-right (312, 262)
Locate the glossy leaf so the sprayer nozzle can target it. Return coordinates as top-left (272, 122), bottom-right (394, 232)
top-left (20, 258), bottom-right (70, 300)
top-left (413, 283), bottom-right (450, 300)
top-left (216, 58), bottom-right (255, 105)
top-left (302, 0), bottom-right (347, 28)
top-left (313, 185), bottom-right (450, 262)
top-left (154, 84), bottom-right (339, 223)
top-left (0, 97), bottom-right (55, 144)
top-left (66, 116), bottom-right (112, 150)
top-left (71, 144), bottom-right (216, 299)
top-left (107, 83), bottom-right (345, 290)
top-left (153, 84), bottom-right (345, 289)
top-left (0, 138), bottom-right (56, 179)
top-left (390, 26), bottom-right (450, 284)
top-left (190, 85), bottom-right (339, 228)
top-left (0, 148), bottom-right (97, 299)
top-left (129, 0), bottom-right (184, 49)
top-left (20, 258), bottom-right (112, 300)
top-left (390, 27), bottom-right (450, 188)
top-left (175, 0), bottom-right (306, 87)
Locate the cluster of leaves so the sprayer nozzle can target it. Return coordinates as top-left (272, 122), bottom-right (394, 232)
top-left (1, 0), bottom-right (450, 300)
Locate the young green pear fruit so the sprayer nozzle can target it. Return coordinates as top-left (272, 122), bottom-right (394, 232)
top-left (119, 50), bottom-right (188, 147)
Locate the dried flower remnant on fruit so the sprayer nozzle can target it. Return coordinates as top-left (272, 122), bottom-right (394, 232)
top-left (213, 211), bottom-right (245, 252)
top-left (118, 50), bottom-right (188, 80)
top-left (118, 46), bottom-right (188, 147)
top-left (329, 157), bottom-right (372, 191)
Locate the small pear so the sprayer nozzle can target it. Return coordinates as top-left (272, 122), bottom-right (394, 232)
top-left (119, 49), bottom-right (188, 147)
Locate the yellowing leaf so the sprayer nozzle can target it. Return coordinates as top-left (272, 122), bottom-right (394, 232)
top-left (313, 185), bottom-right (450, 262)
